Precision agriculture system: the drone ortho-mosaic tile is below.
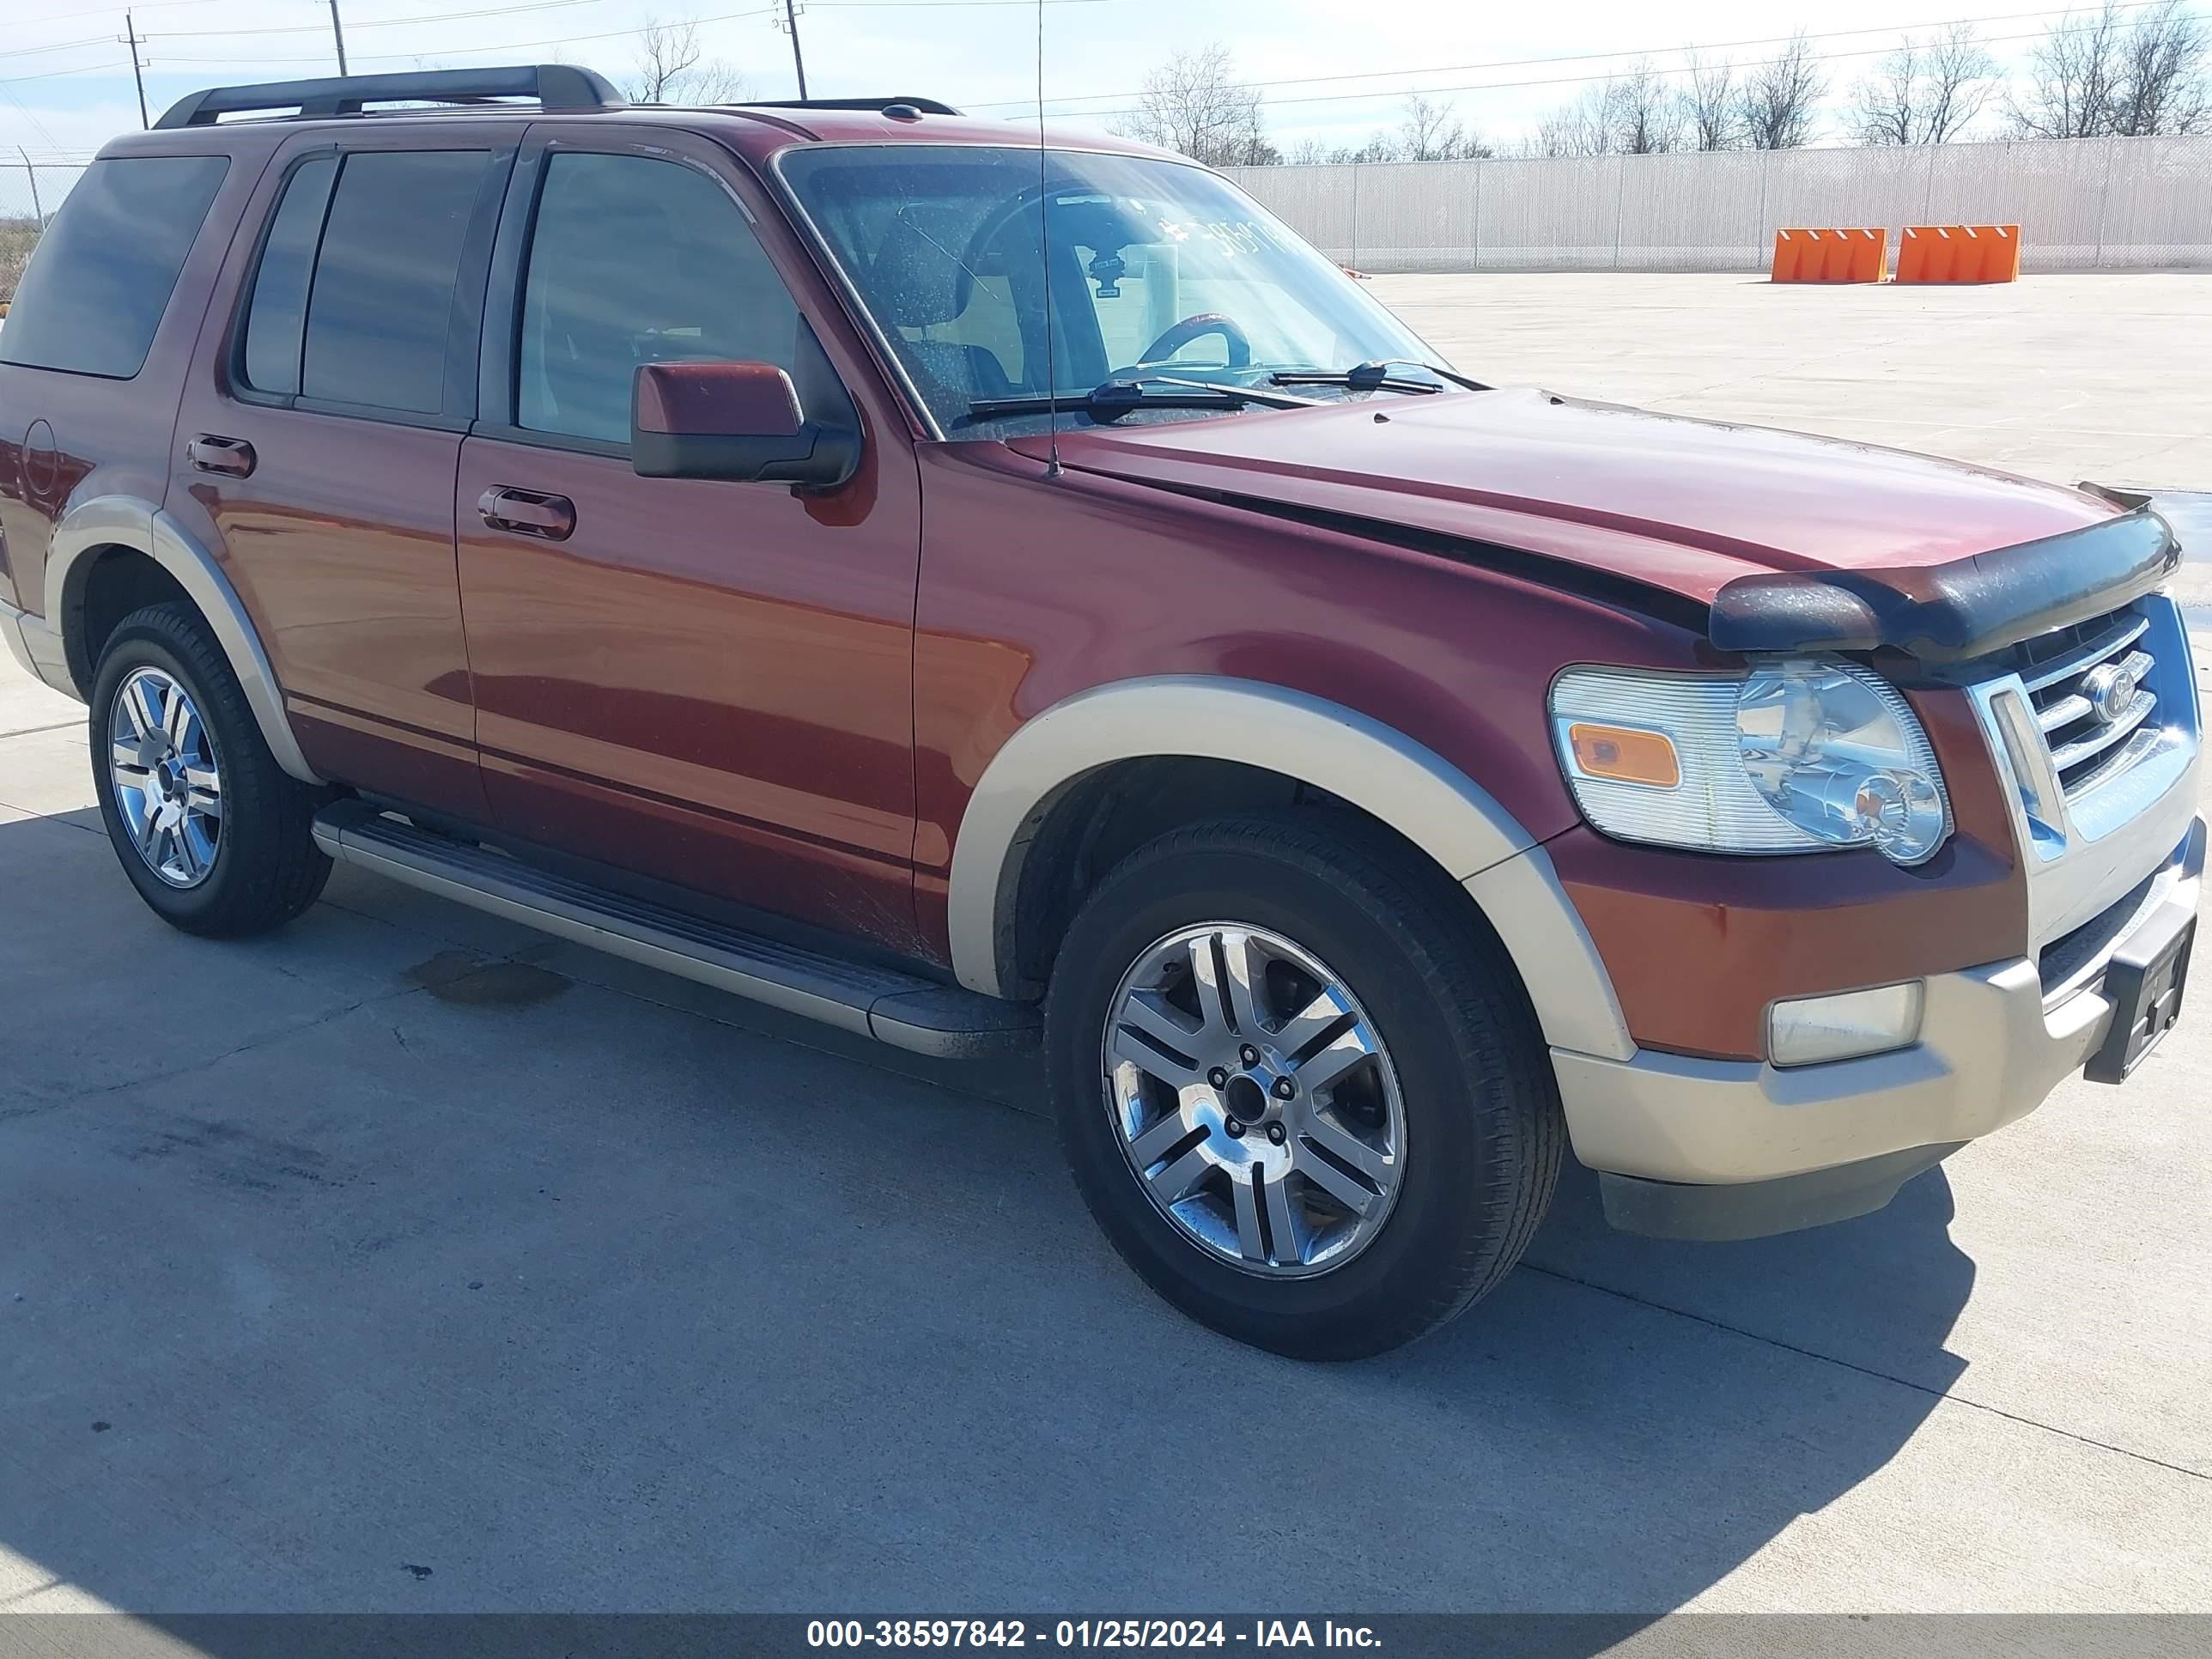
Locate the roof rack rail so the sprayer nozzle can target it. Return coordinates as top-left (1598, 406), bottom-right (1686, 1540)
top-left (154, 64), bottom-right (623, 129)
top-left (743, 96), bottom-right (963, 116)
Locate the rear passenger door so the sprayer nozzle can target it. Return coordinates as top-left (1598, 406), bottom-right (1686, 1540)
top-left (454, 127), bottom-right (924, 952)
top-left (170, 128), bottom-right (520, 823)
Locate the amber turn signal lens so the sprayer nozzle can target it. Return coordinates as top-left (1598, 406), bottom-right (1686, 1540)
top-left (1566, 722), bottom-right (1680, 788)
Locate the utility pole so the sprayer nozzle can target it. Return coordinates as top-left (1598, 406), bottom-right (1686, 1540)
top-left (19, 149), bottom-right (44, 228)
top-left (326, 0), bottom-right (349, 75)
top-left (778, 0), bottom-right (809, 98)
top-left (123, 11), bottom-right (150, 128)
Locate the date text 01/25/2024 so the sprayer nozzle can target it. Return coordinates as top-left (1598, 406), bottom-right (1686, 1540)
top-left (805, 1620), bottom-right (1381, 1649)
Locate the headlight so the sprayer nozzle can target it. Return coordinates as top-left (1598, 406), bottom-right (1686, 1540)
top-left (1550, 661), bottom-right (1950, 866)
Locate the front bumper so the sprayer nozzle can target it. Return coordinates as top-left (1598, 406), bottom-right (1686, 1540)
top-left (1553, 816), bottom-right (2202, 1232)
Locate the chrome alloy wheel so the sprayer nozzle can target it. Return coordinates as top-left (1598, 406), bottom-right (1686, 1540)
top-left (1102, 923), bottom-right (1407, 1278)
top-left (108, 666), bottom-right (223, 889)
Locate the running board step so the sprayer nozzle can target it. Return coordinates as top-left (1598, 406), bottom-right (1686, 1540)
top-left (313, 802), bottom-right (1038, 1058)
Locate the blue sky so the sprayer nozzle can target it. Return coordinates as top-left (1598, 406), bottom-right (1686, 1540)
top-left (0, 0), bottom-right (2156, 159)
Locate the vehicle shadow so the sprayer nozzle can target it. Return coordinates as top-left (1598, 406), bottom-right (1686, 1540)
top-left (0, 810), bottom-right (1975, 1635)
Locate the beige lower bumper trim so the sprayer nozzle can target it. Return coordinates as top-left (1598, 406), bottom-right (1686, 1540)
top-left (1553, 829), bottom-right (2202, 1186)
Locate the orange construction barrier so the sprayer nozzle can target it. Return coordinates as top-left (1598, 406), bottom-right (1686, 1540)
top-left (1895, 224), bottom-right (2022, 283)
top-left (1771, 227), bottom-right (1887, 283)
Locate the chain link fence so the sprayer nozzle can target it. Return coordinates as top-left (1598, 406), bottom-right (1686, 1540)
top-left (1, 161), bottom-right (88, 305)
top-left (1225, 134), bottom-right (2212, 274)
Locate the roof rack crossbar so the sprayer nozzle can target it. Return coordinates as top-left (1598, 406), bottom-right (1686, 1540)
top-left (155, 64), bottom-right (623, 129)
top-left (742, 96), bottom-right (962, 116)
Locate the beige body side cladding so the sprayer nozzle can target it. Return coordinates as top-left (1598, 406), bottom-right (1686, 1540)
top-left (1557, 821), bottom-right (2203, 1187)
top-left (0, 599), bottom-right (69, 695)
top-left (945, 675), bottom-right (1637, 1062)
top-left (35, 495), bottom-right (323, 783)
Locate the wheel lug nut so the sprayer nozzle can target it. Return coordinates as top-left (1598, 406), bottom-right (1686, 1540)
top-left (1273, 1076), bottom-right (1296, 1099)
top-left (1224, 1119), bottom-right (1245, 1138)
top-left (1207, 1067), bottom-right (1230, 1089)
top-left (1266, 1123), bottom-right (1286, 1145)
top-left (1239, 1045), bottom-right (1261, 1067)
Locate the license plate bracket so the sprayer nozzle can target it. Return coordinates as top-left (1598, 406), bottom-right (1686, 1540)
top-left (2084, 902), bottom-right (2195, 1085)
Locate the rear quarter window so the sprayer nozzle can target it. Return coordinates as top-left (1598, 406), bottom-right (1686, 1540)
top-left (0, 155), bottom-right (230, 380)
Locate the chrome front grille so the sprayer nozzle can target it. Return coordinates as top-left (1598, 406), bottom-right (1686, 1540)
top-left (1966, 592), bottom-right (2199, 956)
top-left (2008, 609), bottom-right (2161, 799)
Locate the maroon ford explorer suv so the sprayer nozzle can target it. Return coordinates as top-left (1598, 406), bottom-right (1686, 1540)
top-left (0, 66), bottom-right (2198, 1357)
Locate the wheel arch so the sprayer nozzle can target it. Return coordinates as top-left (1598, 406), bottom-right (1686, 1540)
top-left (946, 676), bottom-right (1633, 1060)
top-left (47, 495), bottom-right (322, 784)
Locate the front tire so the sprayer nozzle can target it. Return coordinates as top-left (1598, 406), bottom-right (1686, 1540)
top-left (1046, 813), bottom-right (1563, 1359)
top-left (89, 603), bottom-right (331, 937)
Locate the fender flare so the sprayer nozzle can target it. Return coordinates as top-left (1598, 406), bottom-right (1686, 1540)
top-left (945, 676), bottom-right (1634, 1061)
top-left (46, 495), bottom-right (324, 784)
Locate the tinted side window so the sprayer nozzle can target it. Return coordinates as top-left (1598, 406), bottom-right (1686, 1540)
top-left (302, 150), bottom-right (492, 415)
top-left (517, 152), bottom-right (800, 444)
top-left (0, 155), bottom-right (229, 380)
top-left (241, 155), bottom-right (338, 396)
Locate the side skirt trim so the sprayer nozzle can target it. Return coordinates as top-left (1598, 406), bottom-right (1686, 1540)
top-left (314, 800), bottom-right (1037, 1058)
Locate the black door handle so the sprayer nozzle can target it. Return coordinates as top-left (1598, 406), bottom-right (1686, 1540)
top-left (477, 486), bottom-right (575, 542)
top-left (188, 434), bottom-right (256, 477)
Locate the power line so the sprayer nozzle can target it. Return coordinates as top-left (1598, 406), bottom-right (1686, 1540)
top-left (0, 37), bottom-right (115, 63)
top-left (0, 62), bottom-right (113, 88)
top-left (970, 0), bottom-right (2188, 110)
top-left (144, 0), bottom-right (617, 40)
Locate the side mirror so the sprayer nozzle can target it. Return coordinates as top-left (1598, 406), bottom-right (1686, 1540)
top-left (631, 359), bottom-right (860, 491)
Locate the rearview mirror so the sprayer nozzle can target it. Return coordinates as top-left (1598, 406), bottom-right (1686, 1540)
top-left (631, 357), bottom-right (860, 491)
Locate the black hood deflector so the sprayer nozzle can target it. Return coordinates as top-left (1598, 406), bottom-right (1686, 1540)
top-left (1708, 507), bottom-right (2180, 663)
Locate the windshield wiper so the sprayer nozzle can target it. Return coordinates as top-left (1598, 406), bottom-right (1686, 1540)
top-left (951, 375), bottom-right (1324, 429)
top-left (1270, 359), bottom-right (1491, 394)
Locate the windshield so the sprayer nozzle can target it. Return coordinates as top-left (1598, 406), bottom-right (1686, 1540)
top-left (777, 144), bottom-right (1449, 432)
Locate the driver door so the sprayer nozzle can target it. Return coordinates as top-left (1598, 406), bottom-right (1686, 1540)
top-left (455, 127), bottom-right (926, 954)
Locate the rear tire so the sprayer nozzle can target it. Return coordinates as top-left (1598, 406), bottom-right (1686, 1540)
top-left (88, 602), bottom-right (331, 937)
top-left (1046, 812), bottom-right (1563, 1359)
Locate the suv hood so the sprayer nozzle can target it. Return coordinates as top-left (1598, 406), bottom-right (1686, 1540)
top-left (1010, 387), bottom-right (2118, 609)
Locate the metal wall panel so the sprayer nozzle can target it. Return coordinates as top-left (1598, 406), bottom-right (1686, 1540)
top-left (1225, 135), bottom-right (2212, 273)
top-left (1473, 155), bottom-right (1622, 270)
top-left (2073, 137), bottom-right (2212, 270)
top-left (1613, 148), bottom-right (1768, 270)
top-left (1925, 138), bottom-right (2108, 269)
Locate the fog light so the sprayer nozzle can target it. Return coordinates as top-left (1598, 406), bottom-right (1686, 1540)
top-left (1767, 981), bottom-right (1924, 1067)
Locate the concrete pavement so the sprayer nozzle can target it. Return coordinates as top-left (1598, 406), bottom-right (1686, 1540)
top-left (1375, 273), bottom-right (2212, 491)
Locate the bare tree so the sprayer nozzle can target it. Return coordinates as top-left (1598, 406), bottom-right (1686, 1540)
top-left (1396, 92), bottom-right (1491, 161)
top-left (2009, 3), bottom-right (2130, 136)
top-left (1924, 25), bottom-right (2002, 139)
top-left (1856, 25), bottom-right (1997, 143)
top-left (1738, 31), bottom-right (1826, 148)
top-left (2112, 0), bottom-right (2212, 133)
top-left (1606, 61), bottom-right (1686, 153)
top-left (1855, 40), bottom-right (1924, 143)
top-left (1121, 45), bottom-right (1277, 167)
top-left (1532, 88), bottom-right (1614, 156)
top-left (1683, 52), bottom-right (1740, 150)
top-left (624, 16), bottom-right (749, 106)
top-left (1534, 64), bottom-right (1682, 155)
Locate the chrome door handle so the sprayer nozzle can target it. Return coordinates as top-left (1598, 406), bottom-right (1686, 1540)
top-left (187, 434), bottom-right (256, 477)
top-left (477, 486), bottom-right (575, 542)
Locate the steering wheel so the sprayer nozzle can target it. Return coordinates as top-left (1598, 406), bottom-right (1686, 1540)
top-left (1133, 313), bottom-right (1252, 370)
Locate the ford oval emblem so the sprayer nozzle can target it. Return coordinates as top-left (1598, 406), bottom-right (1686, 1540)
top-left (2081, 661), bottom-right (2140, 724)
